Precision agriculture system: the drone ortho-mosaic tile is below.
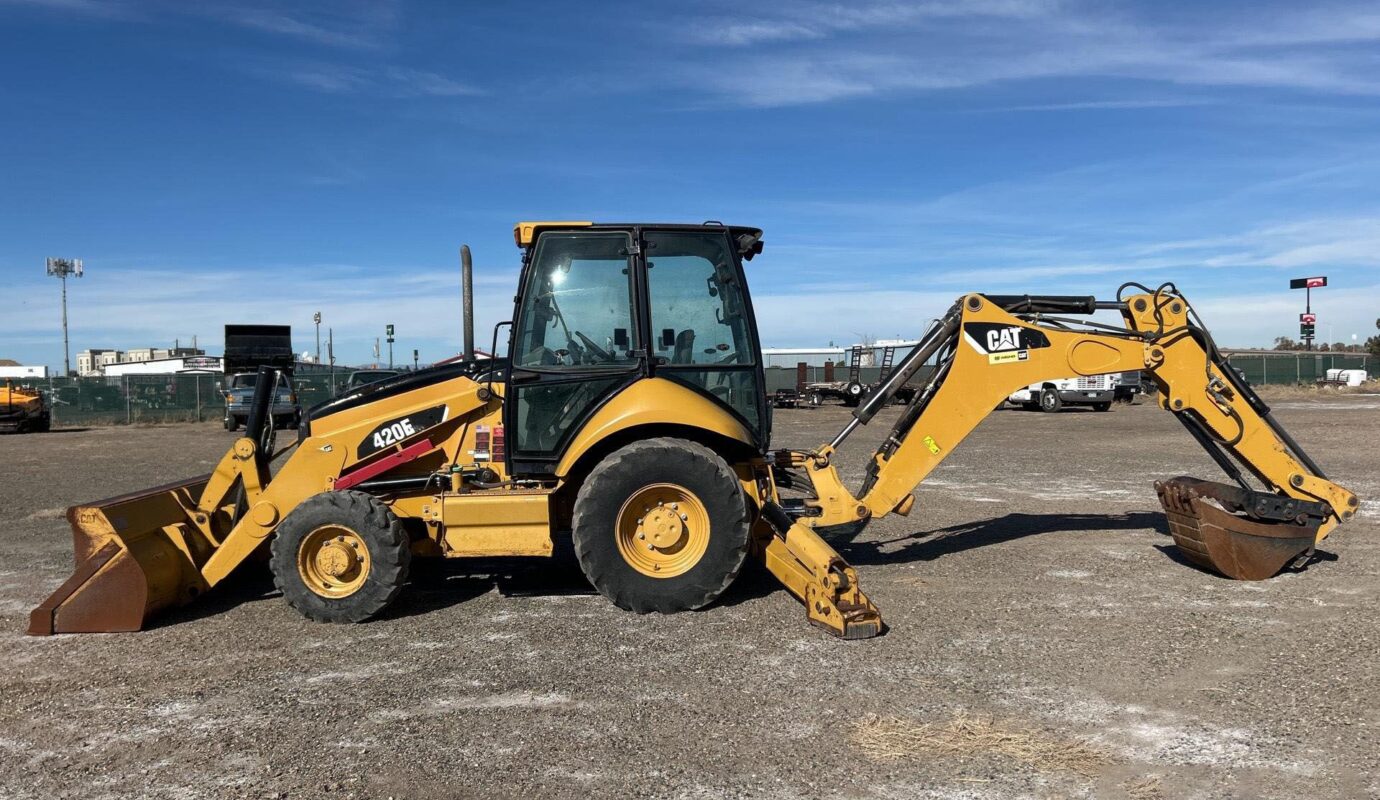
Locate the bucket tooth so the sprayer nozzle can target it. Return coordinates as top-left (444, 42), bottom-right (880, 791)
top-left (1157, 477), bottom-right (1320, 581)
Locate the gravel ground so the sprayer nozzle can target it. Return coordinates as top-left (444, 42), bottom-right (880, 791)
top-left (1, 397), bottom-right (1377, 799)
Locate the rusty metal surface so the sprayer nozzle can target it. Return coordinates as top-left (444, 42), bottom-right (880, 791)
top-left (28, 476), bottom-right (211, 635)
top-left (28, 541), bottom-right (150, 635)
top-left (1157, 477), bottom-right (1320, 581)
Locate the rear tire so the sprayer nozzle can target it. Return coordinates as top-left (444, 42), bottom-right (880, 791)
top-left (572, 438), bottom-right (749, 614)
top-left (270, 490), bottom-right (410, 623)
top-left (1039, 388), bottom-right (1062, 413)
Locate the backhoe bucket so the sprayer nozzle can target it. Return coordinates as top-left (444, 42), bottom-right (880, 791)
top-left (1156, 477), bottom-right (1320, 581)
top-left (28, 476), bottom-right (212, 635)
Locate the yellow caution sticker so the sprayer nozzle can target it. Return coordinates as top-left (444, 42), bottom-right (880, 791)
top-left (988, 350), bottom-right (1029, 365)
top-left (922, 435), bottom-right (941, 454)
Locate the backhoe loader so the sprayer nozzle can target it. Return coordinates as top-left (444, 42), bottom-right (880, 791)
top-left (30, 222), bottom-right (1360, 639)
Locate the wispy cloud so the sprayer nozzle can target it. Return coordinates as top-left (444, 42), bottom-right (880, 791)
top-left (256, 61), bottom-right (483, 98)
top-left (667, 1), bottom-right (1380, 107)
top-left (2, 0), bottom-right (401, 47)
top-left (205, 4), bottom-right (390, 49)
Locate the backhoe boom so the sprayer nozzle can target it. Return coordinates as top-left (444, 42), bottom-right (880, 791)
top-left (760, 286), bottom-right (1359, 638)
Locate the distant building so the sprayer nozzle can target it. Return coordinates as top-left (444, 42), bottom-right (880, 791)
top-left (77, 349), bottom-right (123, 376)
top-left (77, 346), bottom-right (207, 375)
top-left (761, 347), bottom-right (847, 368)
top-left (103, 354), bottom-right (220, 377)
top-left (0, 365), bottom-right (48, 379)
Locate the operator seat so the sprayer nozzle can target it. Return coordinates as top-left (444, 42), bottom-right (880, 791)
top-left (673, 330), bottom-right (696, 364)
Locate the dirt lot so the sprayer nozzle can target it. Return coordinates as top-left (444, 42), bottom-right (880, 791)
top-left (2, 398), bottom-right (1377, 799)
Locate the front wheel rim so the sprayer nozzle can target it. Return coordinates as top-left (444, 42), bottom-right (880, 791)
top-left (297, 525), bottom-right (372, 598)
top-left (615, 483), bottom-right (711, 578)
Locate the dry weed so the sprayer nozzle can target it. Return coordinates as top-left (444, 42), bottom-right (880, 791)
top-left (1123, 775), bottom-right (1163, 799)
top-left (1251, 383), bottom-right (1377, 400)
top-left (852, 713), bottom-right (1109, 777)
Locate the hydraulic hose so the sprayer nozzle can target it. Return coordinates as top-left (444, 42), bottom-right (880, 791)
top-left (851, 306), bottom-right (961, 426)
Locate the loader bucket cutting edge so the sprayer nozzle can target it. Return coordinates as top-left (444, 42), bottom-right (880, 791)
top-left (28, 476), bottom-right (212, 635)
top-left (1156, 477), bottom-right (1320, 581)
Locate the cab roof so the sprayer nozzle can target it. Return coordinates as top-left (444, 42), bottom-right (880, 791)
top-left (513, 221), bottom-right (764, 259)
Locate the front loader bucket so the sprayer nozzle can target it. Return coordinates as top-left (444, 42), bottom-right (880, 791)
top-left (28, 476), bottom-right (212, 635)
top-left (1156, 477), bottom-right (1320, 581)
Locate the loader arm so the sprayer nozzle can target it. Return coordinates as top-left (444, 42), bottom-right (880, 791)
top-left (759, 286), bottom-right (1358, 638)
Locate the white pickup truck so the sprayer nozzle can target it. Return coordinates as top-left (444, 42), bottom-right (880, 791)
top-left (1007, 374), bottom-right (1115, 412)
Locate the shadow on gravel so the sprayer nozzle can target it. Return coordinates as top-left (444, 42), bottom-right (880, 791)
top-left (43, 427), bottom-right (93, 434)
top-left (377, 549), bottom-right (599, 621)
top-left (834, 511), bottom-right (1169, 566)
top-left (149, 565), bottom-right (281, 630)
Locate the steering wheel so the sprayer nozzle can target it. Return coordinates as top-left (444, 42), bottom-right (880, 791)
top-left (574, 330), bottom-right (612, 361)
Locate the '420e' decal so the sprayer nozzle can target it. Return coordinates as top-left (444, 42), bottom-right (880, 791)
top-left (357, 404), bottom-right (448, 459)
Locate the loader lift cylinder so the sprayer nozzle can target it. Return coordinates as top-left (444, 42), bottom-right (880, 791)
top-left (243, 366), bottom-right (277, 469)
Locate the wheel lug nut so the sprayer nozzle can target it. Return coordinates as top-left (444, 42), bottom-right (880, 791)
top-left (646, 544), bottom-right (655, 551)
top-left (638, 532), bottom-right (645, 540)
top-left (680, 514), bottom-right (688, 521)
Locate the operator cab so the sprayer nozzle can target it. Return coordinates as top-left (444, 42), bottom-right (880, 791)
top-left (507, 222), bottom-right (768, 473)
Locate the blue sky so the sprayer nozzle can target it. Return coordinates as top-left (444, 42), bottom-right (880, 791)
top-left (3, 0), bottom-right (1379, 369)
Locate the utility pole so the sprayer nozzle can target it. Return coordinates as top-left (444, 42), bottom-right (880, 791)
top-left (328, 327), bottom-right (336, 394)
top-left (45, 258), bottom-right (84, 377)
top-left (313, 311), bottom-right (322, 364)
top-left (386, 324), bottom-right (395, 369)
top-left (413, 349), bottom-right (419, 371)
top-left (373, 337), bottom-right (381, 368)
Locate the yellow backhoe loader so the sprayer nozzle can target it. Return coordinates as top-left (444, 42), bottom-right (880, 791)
top-left (29, 222), bottom-right (1360, 639)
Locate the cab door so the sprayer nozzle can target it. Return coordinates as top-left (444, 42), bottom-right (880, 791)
top-left (643, 229), bottom-right (767, 447)
top-left (505, 230), bottom-right (644, 473)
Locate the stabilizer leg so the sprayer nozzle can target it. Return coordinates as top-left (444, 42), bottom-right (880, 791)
top-left (756, 503), bottom-right (882, 639)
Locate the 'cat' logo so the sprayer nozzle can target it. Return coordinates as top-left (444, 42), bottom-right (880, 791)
top-left (986, 326), bottom-right (1023, 352)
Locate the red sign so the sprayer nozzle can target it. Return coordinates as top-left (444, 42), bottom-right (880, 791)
top-left (1290, 276), bottom-right (1328, 289)
top-left (1307, 277), bottom-right (1326, 288)
top-left (1300, 313), bottom-right (1317, 324)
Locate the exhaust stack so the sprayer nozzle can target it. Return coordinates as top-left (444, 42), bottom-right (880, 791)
top-left (461, 244), bottom-right (474, 360)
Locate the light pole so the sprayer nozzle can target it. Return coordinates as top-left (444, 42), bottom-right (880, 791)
top-left (46, 258), bottom-right (84, 377)
top-left (386, 324), bottom-right (395, 369)
top-left (313, 311), bottom-right (322, 364)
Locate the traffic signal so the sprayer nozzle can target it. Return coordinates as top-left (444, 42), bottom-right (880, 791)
top-left (386, 324), bottom-right (394, 336)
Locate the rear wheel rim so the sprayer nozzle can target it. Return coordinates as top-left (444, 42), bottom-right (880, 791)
top-left (298, 525), bottom-right (371, 598)
top-left (615, 483), bottom-right (710, 578)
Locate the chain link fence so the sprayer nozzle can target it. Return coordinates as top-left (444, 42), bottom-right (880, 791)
top-left (764, 352), bottom-right (1372, 394)
top-left (37, 366), bottom-right (364, 427)
top-left (22, 351), bottom-right (1373, 427)
top-left (1222, 352), bottom-right (1371, 386)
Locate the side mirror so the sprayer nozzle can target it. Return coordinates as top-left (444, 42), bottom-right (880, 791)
top-left (614, 328), bottom-right (629, 349)
top-left (660, 329), bottom-right (675, 349)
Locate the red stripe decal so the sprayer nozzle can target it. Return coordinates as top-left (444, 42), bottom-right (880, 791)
top-left (333, 439), bottom-right (433, 491)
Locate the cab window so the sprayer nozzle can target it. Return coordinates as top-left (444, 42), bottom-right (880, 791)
top-left (513, 232), bottom-right (637, 369)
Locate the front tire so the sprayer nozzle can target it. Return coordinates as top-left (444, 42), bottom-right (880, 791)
top-left (270, 490), bottom-right (410, 623)
top-left (572, 438), bottom-right (749, 614)
top-left (225, 415), bottom-right (239, 432)
top-left (1039, 388), bottom-right (1062, 413)
top-left (1093, 401), bottom-right (1112, 412)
